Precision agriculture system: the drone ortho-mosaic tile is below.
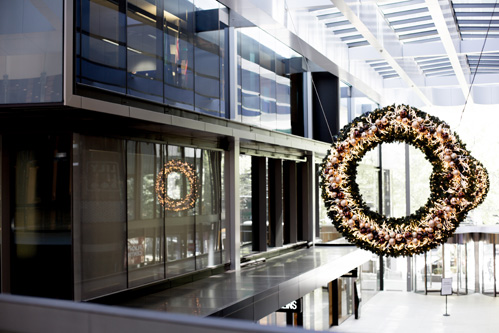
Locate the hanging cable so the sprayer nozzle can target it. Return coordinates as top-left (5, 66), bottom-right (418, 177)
top-left (311, 79), bottom-right (335, 141)
top-left (283, 0), bottom-right (335, 142)
top-left (459, 0), bottom-right (498, 126)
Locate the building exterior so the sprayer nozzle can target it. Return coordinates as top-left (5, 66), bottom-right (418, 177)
top-left (0, 0), bottom-right (498, 331)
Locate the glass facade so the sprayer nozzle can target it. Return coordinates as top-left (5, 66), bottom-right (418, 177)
top-left (127, 0), bottom-right (164, 103)
top-left (237, 27), bottom-right (304, 133)
top-left (257, 276), bottom-right (369, 330)
top-left (360, 255), bottom-right (380, 303)
top-left (414, 252), bottom-right (426, 293)
top-left (339, 82), bottom-right (350, 128)
top-left (357, 141), bottom-right (430, 225)
top-left (482, 240), bottom-right (495, 295)
top-left (8, 135), bottom-right (72, 299)
top-left (336, 277), bottom-right (355, 325)
top-left (77, 135), bottom-right (224, 300)
top-left (383, 256), bottom-right (407, 292)
top-left (77, 0), bottom-right (127, 93)
top-left (408, 145), bottom-right (431, 213)
top-left (239, 154), bottom-right (252, 256)
top-left (318, 184), bottom-right (341, 243)
top-left (412, 240), bottom-right (493, 295)
top-left (76, 0), bottom-right (227, 116)
top-left (74, 1), bottom-right (310, 134)
top-left (127, 141), bottom-right (164, 287)
top-left (380, 143), bottom-right (406, 218)
top-left (79, 136), bottom-right (127, 299)
top-left (0, 0), bottom-right (63, 104)
top-left (357, 148), bottom-right (380, 214)
top-left (302, 286), bottom-right (331, 330)
top-left (352, 96), bottom-right (377, 121)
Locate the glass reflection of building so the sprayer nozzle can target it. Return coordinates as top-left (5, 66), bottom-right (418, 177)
top-left (0, 1), bottom-right (63, 104)
top-left (77, 137), bottom-right (224, 300)
top-left (237, 27), bottom-right (303, 133)
top-left (76, 0), bottom-right (227, 116)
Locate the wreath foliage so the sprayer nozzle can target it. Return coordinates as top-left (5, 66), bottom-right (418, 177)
top-left (320, 105), bottom-right (489, 257)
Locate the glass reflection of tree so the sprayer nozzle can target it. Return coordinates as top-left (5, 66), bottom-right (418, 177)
top-left (168, 168), bottom-right (194, 208)
top-left (357, 148), bottom-right (380, 213)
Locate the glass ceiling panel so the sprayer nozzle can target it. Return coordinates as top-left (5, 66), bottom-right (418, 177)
top-left (309, 4), bottom-right (368, 48)
top-left (451, 0), bottom-right (499, 75)
top-left (300, 0), bottom-right (498, 82)
top-left (378, 0), bottom-right (439, 44)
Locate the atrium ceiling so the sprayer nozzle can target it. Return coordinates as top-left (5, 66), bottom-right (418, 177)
top-left (255, 0), bottom-right (499, 108)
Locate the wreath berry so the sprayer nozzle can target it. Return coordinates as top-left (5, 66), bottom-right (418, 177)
top-left (320, 105), bottom-right (489, 257)
top-left (156, 160), bottom-right (198, 211)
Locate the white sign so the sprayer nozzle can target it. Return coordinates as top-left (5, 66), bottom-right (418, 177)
top-left (277, 298), bottom-right (303, 313)
top-left (441, 278), bottom-right (452, 296)
top-left (281, 301), bottom-right (298, 310)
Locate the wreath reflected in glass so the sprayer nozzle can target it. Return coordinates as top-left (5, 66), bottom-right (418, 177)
top-left (155, 160), bottom-right (198, 212)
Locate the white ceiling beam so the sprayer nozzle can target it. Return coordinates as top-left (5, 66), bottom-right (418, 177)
top-left (356, 38), bottom-right (499, 60)
top-left (425, 0), bottom-right (472, 104)
top-left (333, 0), bottom-right (433, 107)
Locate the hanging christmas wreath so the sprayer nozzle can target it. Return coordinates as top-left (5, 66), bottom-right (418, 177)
top-left (320, 104), bottom-right (489, 257)
top-left (155, 160), bottom-right (198, 211)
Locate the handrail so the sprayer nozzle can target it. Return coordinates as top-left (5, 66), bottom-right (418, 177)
top-left (0, 294), bottom-right (315, 333)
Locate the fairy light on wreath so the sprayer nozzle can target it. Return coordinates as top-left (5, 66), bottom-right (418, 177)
top-left (155, 160), bottom-right (199, 212)
top-left (320, 104), bottom-right (489, 257)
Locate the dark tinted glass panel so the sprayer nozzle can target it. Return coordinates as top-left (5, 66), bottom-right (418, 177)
top-left (259, 41), bottom-right (276, 130)
top-left (194, 35), bottom-right (221, 116)
top-left (76, 0), bottom-right (228, 118)
top-left (239, 155), bottom-right (253, 257)
top-left (260, 68), bottom-right (277, 131)
top-left (196, 150), bottom-right (222, 268)
top-left (127, 0), bottom-right (163, 103)
top-left (9, 135), bottom-right (71, 299)
top-left (237, 27), bottom-right (303, 133)
top-left (77, 0), bottom-right (127, 93)
top-left (0, 0), bottom-right (63, 104)
top-left (238, 30), bottom-right (261, 126)
top-left (80, 136), bottom-right (127, 300)
top-left (240, 61), bottom-right (261, 126)
top-left (219, 18), bottom-right (226, 119)
top-left (163, 0), bottom-right (195, 110)
top-left (194, 0), bottom-right (225, 117)
top-left (163, 145), bottom-right (195, 276)
top-left (127, 141), bottom-right (165, 287)
top-left (73, 136), bottom-right (224, 296)
top-left (276, 75), bottom-right (291, 133)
